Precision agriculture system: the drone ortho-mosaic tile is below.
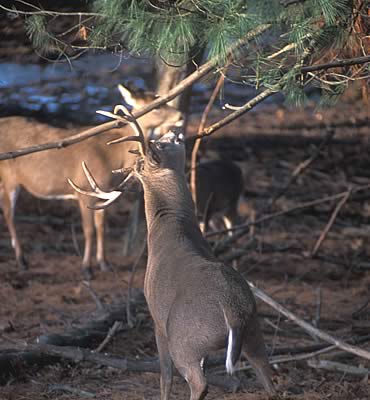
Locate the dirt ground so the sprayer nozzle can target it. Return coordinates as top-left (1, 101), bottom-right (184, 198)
top-left (1, 101), bottom-right (370, 400)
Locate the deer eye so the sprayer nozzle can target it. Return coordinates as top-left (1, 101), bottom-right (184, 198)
top-left (156, 142), bottom-right (165, 150)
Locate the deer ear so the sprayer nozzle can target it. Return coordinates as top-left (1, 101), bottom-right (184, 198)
top-left (118, 84), bottom-right (137, 108)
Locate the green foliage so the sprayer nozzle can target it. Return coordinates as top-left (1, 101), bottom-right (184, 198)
top-left (25, 15), bottom-right (59, 55)
top-left (22, 0), bottom-right (360, 107)
top-left (317, 81), bottom-right (348, 109)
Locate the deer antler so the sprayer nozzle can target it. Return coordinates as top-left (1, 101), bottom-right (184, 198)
top-left (68, 161), bottom-right (133, 210)
top-left (96, 104), bottom-right (146, 156)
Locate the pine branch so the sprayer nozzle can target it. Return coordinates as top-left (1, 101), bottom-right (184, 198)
top-left (196, 88), bottom-right (276, 139)
top-left (0, 24), bottom-right (271, 161)
top-left (0, 1), bottom-right (101, 16)
top-left (301, 55), bottom-right (370, 73)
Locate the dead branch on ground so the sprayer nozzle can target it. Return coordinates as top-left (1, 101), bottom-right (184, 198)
top-left (250, 283), bottom-right (370, 361)
top-left (310, 188), bottom-right (353, 256)
top-left (212, 183), bottom-right (370, 255)
top-left (95, 321), bottom-right (123, 353)
top-left (269, 127), bottom-right (336, 207)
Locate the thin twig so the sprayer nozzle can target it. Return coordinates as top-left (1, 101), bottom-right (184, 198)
top-left (48, 384), bottom-right (96, 398)
top-left (301, 55), bottom-right (370, 74)
top-left (250, 283), bottom-right (370, 361)
top-left (313, 287), bottom-right (322, 329)
top-left (235, 344), bottom-right (338, 373)
top-left (269, 127), bottom-right (336, 207)
top-left (126, 241), bottom-right (147, 328)
top-left (195, 88), bottom-right (276, 140)
top-left (211, 183), bottom-right (370, 254)
top-left (307, 359), bottom-right (369, 377)
top-left (310, 188), bottom-right (352, 256)
top-left (95, 321), bottom-right (122, 353)
top-left (82, 281), bottom-right (105, 311)
top-left (190, 69), bottom-right (227, 210)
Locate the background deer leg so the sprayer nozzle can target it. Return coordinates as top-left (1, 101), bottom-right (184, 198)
top-left (94, 209), bottom-right (110, 271)
top-left (155, 329), bottom-right (173, 400)
top-left (0, 185), bottom-right (26, 270)
top-left (78, 198), bottom-right (94, 279)
top-left (242, 317), bottom-right (275, 396)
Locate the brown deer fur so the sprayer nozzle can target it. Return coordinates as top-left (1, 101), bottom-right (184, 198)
top-left (0, 87), bottom-right (182, 277)
top-left (70, 128), bottom-right (275, 399)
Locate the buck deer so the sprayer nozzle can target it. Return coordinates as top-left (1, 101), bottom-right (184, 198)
top-left (195, 159), bottom-right (244, 235)
top-left (0, 85), bottom-right (182, 278)
top-left (69, 106), bottom-right (275, 399)
top-left (123, 159), bottom-right (244, 255)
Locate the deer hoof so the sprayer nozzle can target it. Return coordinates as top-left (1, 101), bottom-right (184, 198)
top-left (82, 266), bottom-right (94, 281)
top-left (98, 261), bottom-right (112, 272)
top-left (17, 256), bottom-right (28, 271)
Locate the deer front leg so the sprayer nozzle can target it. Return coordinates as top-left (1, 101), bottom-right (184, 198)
top-left (155, 328), bottom-right (174, 400)
top-left (94, 209), bottom-right (111, 271)
top-left (78, 198), bottom-right (94, 279)
top-left (1, 186), bottom-right (27, 270)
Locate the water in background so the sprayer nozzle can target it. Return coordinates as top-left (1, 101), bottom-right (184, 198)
top-left (0, 52), bottom-right (282, 125)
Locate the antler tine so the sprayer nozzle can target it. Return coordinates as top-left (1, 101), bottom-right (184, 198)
top-left (68, 161), bottom-right (124, 209)
top-left (106, 136), bottom-right (143, 146)
top-left (113, 105), bottom-right (146, 156)
top-left (88, 169), bottom-right (136, 209)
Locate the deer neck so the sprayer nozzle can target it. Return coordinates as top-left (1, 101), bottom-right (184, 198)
top-left (142, 169), bottom-right (214, 260)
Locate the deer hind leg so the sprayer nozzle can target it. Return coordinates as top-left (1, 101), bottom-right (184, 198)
top-left (0, 186), bottom-right (27, 270)
top-left (78, 198), bottom-right (95, 279)
top-left (170, 348), bottom-right (208, 400)
top-left (242, 317), bottom-right (275, 396)
top-left (94, 209), bottom-right (111, 271)
top-left (155, 329), bottom-right (174, 400)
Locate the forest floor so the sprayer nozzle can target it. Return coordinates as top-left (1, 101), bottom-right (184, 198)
top-left (0, 100), bottom-right (370, 400)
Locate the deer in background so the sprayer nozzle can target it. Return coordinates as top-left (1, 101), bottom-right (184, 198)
top-left (70, 107), bottom-right (275, 399)
top-left (195, 159), bottom-right (244, 235)
top-left (0, 85), bottom-right (182, 278)
top-left (123, 158), bottom-right (245, 255)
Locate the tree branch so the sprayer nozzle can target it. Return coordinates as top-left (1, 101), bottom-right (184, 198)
top-left (0, 24), bottom-right (271, 161)
top-left (301, 55), bottom-right (370, 74)
top-left (195, 88), bottom-right (276, 139)
top-left (212, 183), bottom-right (370, 254)
top-left (250, 283), bottom-right (370, 361)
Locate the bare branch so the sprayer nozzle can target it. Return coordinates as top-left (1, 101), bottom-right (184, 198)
top-left (301, 55), bottom-right (370, 74)
top-left (250, 283), bottom-right (370, 361)
top-left (212, 183), bottom-right (370, 254)
top-left (195, 88), bottom-right (276, 140)
top-left (190, 69), bottom-right (227, 210)
top-left (0, 1), bottom-right (101, 16)
top-left (0, 24), bottom-right (271, 161)
top-left (310, 187), bottom-right (352, 256)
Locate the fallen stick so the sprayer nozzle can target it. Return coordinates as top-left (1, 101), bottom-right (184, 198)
top-left (307, 359), bottom-right (369, 377)
top-left (0, 343), bottom-right (239, 391)
top-left (235, 344), bottom-right (338, 373)
top-left (250, 283), bottom-right (370, 361)
top-left (48, 384), bottom-right (96, 398)
top-left (269, 127), bottom-right (336, 207)
top-left (95, 321), bottom-right (122, 353)
top-left (212, 183), bottom-right (370, 254)
top-left (310, 188), bottom-right (352, 256)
